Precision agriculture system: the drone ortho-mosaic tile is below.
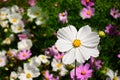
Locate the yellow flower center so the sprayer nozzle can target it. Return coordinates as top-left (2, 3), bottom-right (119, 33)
top-left (56, 63), bottom-right (62, 68)
top-left (7, 51), bottom-right (12, 56)
top-left (34, 12), bottom-right (39, 16)
top-left (26, 73), bottom-right (32, 78)
top-left (17, 26), bottom-right (22, 30)
top-left (81, 70), bottom-right (86, 75)
top-left (0, 59), bottom-right (3, 63)
top-left (86, 0), bottom-right (90, 3)
top-left (22, 53), bottom-right (27, 57)
top-left (1, 12), bottom-right (5, 16)
top-left (73, 39), bottom-right (81, 47)
top-left (61, 13), bottom-right (65, 16)
top-left (12, 18), bottom-right (17, 23)
top-left (86, 11), bottom-right (91, 15)
top-left (41, 55), bottom-right (46, 60)
top-left (113, 76), bottom-right (118, 80)
top-left (5, 38), bottom-right (11, 44)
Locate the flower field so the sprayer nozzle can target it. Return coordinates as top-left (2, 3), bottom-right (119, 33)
top-left (0, 0), bottom-right (120, 80)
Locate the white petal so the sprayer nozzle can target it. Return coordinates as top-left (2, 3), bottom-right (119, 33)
top-left (81, 32), bottom-right (100, 48)
top-left (57, 25), bottom-right (77, 41)
top-left (77, 25), bottom-right (92, 40)
top-left (55, 39), bottom-right (73, 52)
top-left (106, 68), bottom-right (114, 79)
top-left (75, 48), bottom-right (85, 63)
top-left (62, 48), bottom-right (75, 64)
top-left (78, 46), bottom-right (99, 61)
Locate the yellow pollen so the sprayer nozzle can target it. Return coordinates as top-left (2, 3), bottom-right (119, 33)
top-left (7, 51), bottom-right (12, 56)
top-left (73, 39), bottom-right (81, 47)
top-left (0, 59), bottom-right (3, 63)
top-left (59, 55), bottom-right (63, 59)
top-left (86, 11), bottom-right (91, 15)
top-left (12, 18), bottom-right (17, 23)
top-left (17, 26), bottom-right (22, 30)
top-left (56, 63), bottom-right (62, 68)
top-left (1, 12), bottom-right (5, 16)
top-left (113, 76), bottom-right (118, 80)
top-left (5, 38), bottom-right (11, 44)
top-left (41, 55), bottom-right (45, 60)
top-left (34, 12), bottom-right (39, 16)
top-left (86, 0), bottom-right (90, 3)
top-left (22, 53), bottom-right (27, 57)
top-left (61, 13), bottom-right (65, 16)
top-left (26, 73), bottom-right (32, 78)
top-left (81, 70), bottom-right (86, 75)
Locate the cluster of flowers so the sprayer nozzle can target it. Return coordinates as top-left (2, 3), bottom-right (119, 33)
top-left (104, 8), bottom-right (120, 36)
top-left (0, 4), bottom-right (46, 80)
top-left (80, 0), bottom-right (95, 19)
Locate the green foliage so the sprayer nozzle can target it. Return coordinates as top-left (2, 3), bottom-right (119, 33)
top-left (0, 0), bottom-right (120, 80)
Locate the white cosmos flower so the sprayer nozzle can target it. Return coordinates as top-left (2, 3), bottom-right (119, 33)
top-left (29, 56), bottom-right (41, 67)
top-left (7, 13), bottom-right (22, 24)
top-left (0, 56), bottom-right (7, 67)
top-left (10, 5), bottom-right (19, 13)
top-left (0, 20), bottom-right (9, 28)
top-left (2, 34), bottom-right (14, 45)
top-left (55, 25), bottom-right (100, 64)
top-left (27, 6), bottom-right (41, 19)
top-left (18, 39), bottom-right (32, 50)
top-left (18, 63), bottom-right (40, 80)
top-left (11, 21), bottom-right (25, 33)
top-left (0, 7), bottom-right (9, 20)
top-left (10, 71), bottom-right (18, 80)
top-left (106, 68), bottom-right (120, 80)
top-left (38, 55), bottom-right (50, 64)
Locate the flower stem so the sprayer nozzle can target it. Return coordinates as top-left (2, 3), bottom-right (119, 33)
top-left (74, 60), bottom-right (77, 80)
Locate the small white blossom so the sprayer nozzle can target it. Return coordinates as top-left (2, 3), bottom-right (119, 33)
top-left (17, 39), bottom-right (33, 50)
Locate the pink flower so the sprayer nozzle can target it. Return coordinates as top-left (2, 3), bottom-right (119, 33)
top-left (90, 56), bottom-right (103, 70)
top-left (44, 70), bottom-right (59, 80)
top-left (18, 33), bottom-right (28, 40)
top-left (17, 50), bottom-right (32, 60)
top-left (81, 0), bottom-right (94, 7)
top-left (28, 0), bottom-right (36, 7)
top-left (70, 63), bottom-right (92, 80)
top-left (44, 45), bottom-right (59, 56)
top-left (117, 52), bottom-right (120, 58)
top-left (110, 8), bottom-right (120, 19)
top-left (58, 10), bottom-right (68, 24)
top-left (80, 7), bottom-right (95, 19)
top-left (54, 52), bottom-right (64, 60)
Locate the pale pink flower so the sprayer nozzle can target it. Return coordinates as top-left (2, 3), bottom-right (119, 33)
top-left (18, 33), bottom-right (28, 40)
top-left (110, 8), bottom-right (120, 19)
top-left (80, 7), bottom-right (95, 19)
top-left (54, 52), bottom-right (64, 60)
top-left (17, 50), bottom-right (32, 60)
top-left (28, 0), bottom-right (36, 7)
top-left (81, 0), bottom-right (95, 7)
top-left (58, 10), bottom-right (68, 23)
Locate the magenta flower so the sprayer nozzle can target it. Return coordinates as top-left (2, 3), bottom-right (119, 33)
top-left (44, 70), bottom-right (59, 80)
top-left (70, 63), bottom-right (92, 80)
top-left (105, 24), bottom-right (117, 36)
top-left (110, 8), bottom-right (120, 19)
top-left (90, 56), bottom-right (103, 70)
top-left (17, 50), bottom-right (32, 60)
top-left (80, 7), bottom-right (95, 19)
top-left (81, 0), bottom-right (94, 7)
top-left (44, 45), bottom-right (59, 56)
top-left (28, 0), bottom-right (36, 7)
top-left (58, 10), bottom-right (68, 24)
top-left (54, 52), bottom-right (64, 60)
top-left (117, 54), bottom-right (120, 58)
top-left (18, 33), bottom-right (28, 40)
